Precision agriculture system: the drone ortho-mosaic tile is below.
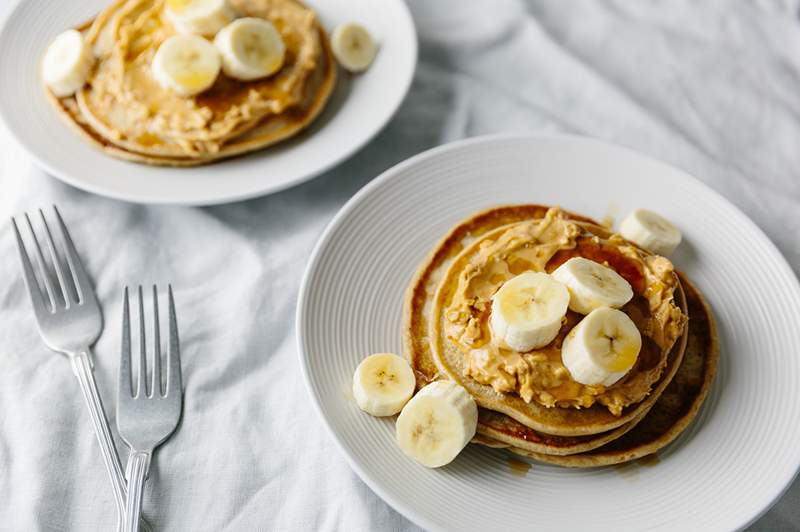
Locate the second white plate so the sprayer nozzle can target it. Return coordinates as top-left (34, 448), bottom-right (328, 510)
top-left (0, 0), bottom-right (416, 205)
top-left (297, 134), bottom-right (800, 531)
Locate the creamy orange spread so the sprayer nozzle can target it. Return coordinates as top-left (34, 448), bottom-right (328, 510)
top-left (81, 0), bottom-right (320, 155)
top-left (444, 208), bottom-right (686, 416)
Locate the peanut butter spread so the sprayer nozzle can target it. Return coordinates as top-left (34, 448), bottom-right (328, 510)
top-left (79, 0), bottom-right (321, 155)
top-left (444, 208), bottom-right (686, 415)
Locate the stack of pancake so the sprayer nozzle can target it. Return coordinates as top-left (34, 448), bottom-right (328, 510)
top-left (45, 0), bottom-right (336, 166)
top-left (404, 205), bottom-right (718, 467)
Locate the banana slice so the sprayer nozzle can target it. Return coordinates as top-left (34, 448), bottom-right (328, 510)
top-left (561, 307), bottom-right (642, 386)
top-left (165, 0), bottom-right (237, 36)
top-left (490, 272), bottom-right (570, 352)
top-left (331, 22), bottom-right (377, 73)
top-left (396, 381), bottom-right (478, 468)
top-left (214, 18), bottom-right (286, 81)
top-left (551, 257), bottom-right (633, 315)
top-left (619, 209), bottom-right (682, 256)
top-left (352, 353), bottom-right (415, 417)
top-left (42, 30), bottom-right (95, 97)
top-left (151, 35), bottom-right (221, 96)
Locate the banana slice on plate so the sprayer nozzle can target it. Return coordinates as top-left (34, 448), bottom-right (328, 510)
top-left (352, 353), bottom-right (415, 417)
top-left (490, 271), bottom-right (570, 352)
top-left (214, 18), bottom-right (286, 81)
top-left (561, 307), bottom-right (642, 386)
top-left (165, 0), bottom-right (237, 36)
top-left (42, 30), bottom-right (95, 97)
top-left (552, 257), bottom-right (633, 314)
top-left (331, 22), bottom-right (377, 73)
top-left (396, 381), bottom-right (478, 468)
top-left (620, 209), bottom-right (682, 256)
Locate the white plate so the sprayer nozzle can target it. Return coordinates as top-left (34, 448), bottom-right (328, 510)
top-left (297, 135), bottom-right (800, 531)
top-left (0, 0), bottom-right (415, 205)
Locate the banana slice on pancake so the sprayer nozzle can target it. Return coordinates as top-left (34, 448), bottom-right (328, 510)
top-left (152, 35), bottom-right (221, 96)
top-left (165, 0), bottom-right (237, 36)
top-left (562, 307), bottom-right (642, 386)
top-left (352, 353), bottom-right (415, 417)
top-left (214, 18), bottom-right (286, 81)
top-left (620, 209), bottom-right (682, 256)
top-left (396, 381), bottom-right (478, 468)
top-left (42, 30), bottom-right (95, 97)
top-left (552, 257), bottom-right (633, 314)
top-left (490, 272), bottom-right (570, 352)
top-left (331, 22), bottom-right (377, 73)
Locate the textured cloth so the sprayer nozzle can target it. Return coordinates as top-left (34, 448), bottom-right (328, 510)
top-left (2, 0), bottom-right (800, 530)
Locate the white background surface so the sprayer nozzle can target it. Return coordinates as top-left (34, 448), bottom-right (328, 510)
top-left (1, 0), bottom-right (799, 530)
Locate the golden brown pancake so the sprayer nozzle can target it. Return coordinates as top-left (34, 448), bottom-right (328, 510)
top-left (403, 205), bottom-right (688, 452)
top-left (44, 0), bottom-right (336, 166)
top-left (470, 432), bottom-right (509, 449)
top-left (475, 407), bottom-right (646, 455)
top-left (431, 218), bottom-right (687, 436)
top-left (509, 273), bottom-right (718, 466)
top-left (407, 205), bottom-right (687, 437)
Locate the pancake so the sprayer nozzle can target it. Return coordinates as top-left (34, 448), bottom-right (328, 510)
top-left (475, 407), bottom-right (646, 455)
top-left (509, 273), bottom-right (719, 466)
top-left (428, 208), bottom-right (687, 436)
top-left (45, 0), bottom-right (336, 166)
top-left (471, 432), bottom-right (509, 449)
top-left (403, 205), bottom-right (687, 453)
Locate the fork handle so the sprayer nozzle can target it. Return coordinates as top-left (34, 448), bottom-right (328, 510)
top-left (70, 349), bottom-right (151, 532)
top-left (124, 451), bottom-right (150, 532)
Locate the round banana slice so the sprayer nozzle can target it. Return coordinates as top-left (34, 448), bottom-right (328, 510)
top-left (165, 0), bottom-right (237, 36)
top-left (619, 209), bottom-right (682, 256)
top-left (490, 271), bottom-right (570, 352)
top-left (352, 353), bottom-right (415, 417)
top-left (214, 18), bottom-right (285, 81)
top-left (396, 381), bottom-right (478, 468)
top-left (42, 30), bottom-right (95, 97)
top-left (151, 35), bottom-right (221, 96)
top-left (551, 257), bottom-right (633, 315)
top-left (561, 307), bottom-right (642, 386)
top-left (330, 22), bottom-right (377, 73)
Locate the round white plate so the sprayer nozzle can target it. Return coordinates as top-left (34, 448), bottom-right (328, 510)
top-left (0, 0), bottom-right (416, 205)
top-left (297, 135), bottom-right (800, 531)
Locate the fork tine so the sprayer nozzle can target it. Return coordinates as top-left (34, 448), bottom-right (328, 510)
top-left (166, 285), bottom-right (181, 396)
top-left (136, 285), bottom-right (148, 398)
top-left (24, 213), bottom-right (57, 311)
top-left (38, 209), bottom-right (74, 307)
top-left (53, 206), bottom-right (92, 304)
top-left (151, 285), bottom-right (162, 397)
top-left (120, 287), bottom-right (133, 397)
top-left (12, 218), bottom-right (50, 317)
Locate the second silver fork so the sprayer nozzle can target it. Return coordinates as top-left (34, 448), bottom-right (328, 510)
top-left (117, 286), bottom-right (183, 532)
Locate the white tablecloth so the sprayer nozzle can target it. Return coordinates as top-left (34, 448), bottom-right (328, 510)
top-left (1, 0), bottom-right (799, 530)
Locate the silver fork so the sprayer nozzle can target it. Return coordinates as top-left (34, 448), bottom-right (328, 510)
top-left (11, 207), bottom-right (150, 532)
top-left (117, 285), bottom-right (183, 532)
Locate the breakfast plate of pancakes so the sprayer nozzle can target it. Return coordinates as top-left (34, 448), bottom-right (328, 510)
top-left (297, 134), bottom-right (800, 530)
top-left (0, 0), bottom-right (415, 204)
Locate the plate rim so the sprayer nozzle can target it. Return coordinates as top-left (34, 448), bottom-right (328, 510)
top-left (296, 132), bottom-right (800, 531)
top-left (0, 0), bottom-right (418, 205)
